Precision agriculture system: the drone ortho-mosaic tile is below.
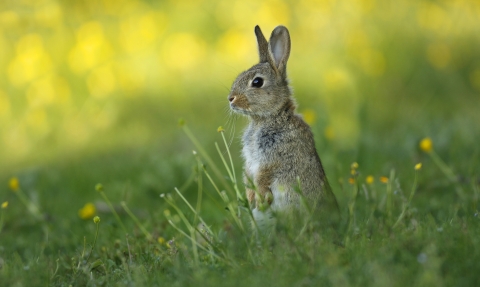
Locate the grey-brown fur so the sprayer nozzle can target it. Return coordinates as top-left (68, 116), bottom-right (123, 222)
top-left (228, 25), bottom-right (339, 229)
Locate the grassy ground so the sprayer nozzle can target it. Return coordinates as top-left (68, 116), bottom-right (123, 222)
top-left (1, 103), bottom-right (479, 286)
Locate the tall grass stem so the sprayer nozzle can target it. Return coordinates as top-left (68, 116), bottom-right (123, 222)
top-left (194, 154), bottom-right (203, 226)
top-left (182, 125), bottom-right (234, 195)
top-left (386, 169), bottom-right (395, 223)
top-left (220, 131), bottom-right (237, 183)
top-left (120, 201), bottom-right (153, 241)
top-left (393, 169), bottom-right (419, 228)
top-left (173, 187), bottom-right (214, 237)
top-left (99, 191), bottom-right (128, 234)
top-left (84, 220), bottom-right (100, 266)
top-left (429, 150), bottom-right (466, 200)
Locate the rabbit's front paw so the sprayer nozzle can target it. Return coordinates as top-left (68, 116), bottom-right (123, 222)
top-left (256, 191), bottom-right (273, 211)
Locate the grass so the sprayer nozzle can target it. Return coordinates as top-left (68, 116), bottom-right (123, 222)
top-left (1, 111), bottom-right (479, 286)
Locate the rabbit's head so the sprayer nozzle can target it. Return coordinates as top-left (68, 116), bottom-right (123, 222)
top-left (228, 25), bottom-right (293, 117)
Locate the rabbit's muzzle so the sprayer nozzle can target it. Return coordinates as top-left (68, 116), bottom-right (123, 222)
top-left (229, 94), bottom-right (250, 113)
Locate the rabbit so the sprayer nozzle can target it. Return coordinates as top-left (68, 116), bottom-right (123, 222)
top-left (227, 25), bottom-right (340, 231)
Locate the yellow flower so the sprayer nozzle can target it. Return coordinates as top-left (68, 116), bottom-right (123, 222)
top-left (158, 237), bottom-right (166, 245)
top-left (217, 126), bottom-right (224, 133)
top-left (379, 176), bottom-right (389, 183)
top-left (351, 162), bottom-right (359, 170)
top-left (1, 201), bottom-right (8, 209)
top-left (415, 163), bottom-right (422, 170)
top-left (348, 177), bottom-right (355, 184)
top-left (9, 177), bottom-right (19, 192)
top-left (419, 137), bottom-right (433, 153)
top-left (78, 203), bottom-right (96, 219)
top-left (366, 176), bottom-right (374, 184)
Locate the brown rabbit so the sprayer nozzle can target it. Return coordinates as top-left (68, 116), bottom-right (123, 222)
top-left (228, 25), bottom-right (339, 230)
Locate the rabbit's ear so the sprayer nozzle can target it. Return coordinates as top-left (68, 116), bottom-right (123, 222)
top-left (255, 25), bottom-right (273, 65)
top-left (269, 26), bottom-right (291, 78)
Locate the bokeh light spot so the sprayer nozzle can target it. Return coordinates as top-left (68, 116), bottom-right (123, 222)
top-left (216, 29), bottom-right (252, 63)
top-left (26, 75), bottom-right (71, 108)
top-left (302, 109), bottom-right (316, 126)
top-left (119, 11), bottom-right (167, 53)
top-left (417, 3), bottom-right (449, 33)
top-left (68, 21), bottom-right (113, 74)
top-left (34, 3), bottom-right (63, 27)
top-left (8, 34), bottom-right (52, 86)
top-left (256, 0), bottom-right (290, 27)
top-left (27, 77), bottom-right (55, 108)
top-left (323, 68), bottom-right (352, 91)
top-left (162, 33), bottom-right (206, 71)
top-left (0, 11), bottom-right (19, 26)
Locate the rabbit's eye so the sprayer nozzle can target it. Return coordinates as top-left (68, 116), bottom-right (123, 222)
top-left (251, 77), bottom-right (264, 88)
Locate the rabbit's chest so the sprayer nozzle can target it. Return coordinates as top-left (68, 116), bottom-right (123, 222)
top-left (242, 128), bottom-right (282, 175)
top-left (242, 136), bottom-right (261, 176)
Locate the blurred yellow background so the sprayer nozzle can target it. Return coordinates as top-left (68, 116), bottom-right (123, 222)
top-left (1, 0), bottom-right (479, 171)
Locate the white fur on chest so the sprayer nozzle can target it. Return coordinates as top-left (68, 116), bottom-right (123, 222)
top-left (242, 126), bottom-right (261, 176)
top-left (242, 127), bottom-right (289, 211)
top-left (242, 143), bottom-right (260, 176)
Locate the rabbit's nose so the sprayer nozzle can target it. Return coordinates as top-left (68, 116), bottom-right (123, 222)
top-left (228, 95), bottom-right (236, 102)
